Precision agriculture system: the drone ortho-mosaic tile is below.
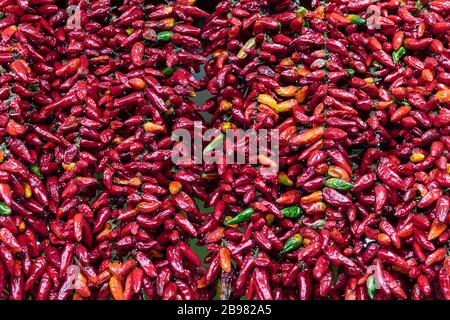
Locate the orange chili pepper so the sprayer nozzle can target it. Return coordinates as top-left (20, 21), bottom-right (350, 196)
top-left (290, 127), bottom-right (324, 146)
top-left (219, 247), bottom-right (232, 273)
top-left (327, 165), bottom-right (350, 182)
top-left (295, 86), bottom-right (309, 103)
top-left (300, 191), bottom-right (322, 204)
top-left (276, 190), bottom-right (301, 205)
top-left (428, 219), bottom-right (448, 241)
top-left (75, 273), bottom-right (91, 298)
top-left (205, 227), bottom-right (224, 243)
top-left (109, 276), bottom-right (124, 300)
top-left (169, 181), bottom-right (182, 195)
top-left (275, 85), bottom-right (297, 97)
top-left (128, 78), bottom-right (146, 90)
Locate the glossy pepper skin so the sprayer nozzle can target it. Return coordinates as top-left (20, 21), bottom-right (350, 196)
top-left (281, 205), bottom-right (302, 219)
top-left (324, 178), bottom-right (354, 191)
top-left (0, 0), bottom-right (449, 302)
top-left (280, 234), bottom-right (303, 254)
top-left (225, 208), bottom-right (255, 225)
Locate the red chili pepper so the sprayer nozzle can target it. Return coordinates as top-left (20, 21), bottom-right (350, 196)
top-left (24, 256), bottom-right (47, 291)
top-left (36, 272), bottom-right (51, 300)
top-left (253, 267), bottom-right (273, 300)
top-left (425, 248), bottom-right (447, 266)
top-left (27, 174), bottom-right (49, 206)
top-left (439, 268), bottom-right (450, 300)
top-left (379, 220), bottom-right (401, 249)
top-left (204, 254), bottom-right (220, 286)
top-left (377, 249), bottom-right (409, 270)
top-left (131, 42), bottom-right (145, 67)
top-left (0, 227), bottom-right (22, 253)
top-left (166, 246), bottom-right (189, 279)
top-left (59, 244), bottom-right (74, 276)
top-left (135, 251), bottom-right (157, 278)
top-left (377, 160), bottom-right (407, 191)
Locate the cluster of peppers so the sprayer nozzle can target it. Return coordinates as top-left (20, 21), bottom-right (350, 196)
top-left (0, 0), bottom-right (218, 300)
top-left (198, 0), bottom-right (450, 300)
top-left (0, 0), bottom-right (449, 300)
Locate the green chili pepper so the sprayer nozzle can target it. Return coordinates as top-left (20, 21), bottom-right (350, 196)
top-left (277, 22), bottom-right (282, 31)
top-left (416, 0), bottom-right (424, 10)
top-left (280, 234), bottom-right (302, 254)
top-left (310, 219), bottom-right (326, 230)
top-left (30, 164), bottom-right (44, 179)
top-left (203, 133), bottom-right (225, 155)
top-left (0, 13), bottom-right (5, 19)
top-left (161, 66), bottom-right (175, 77)
top-left (367, 274), bottom-right (377, 299)
top-left (348, 15), bottom-right (366, 25)
top-left (392, 47), bottom-right (406, 64)
top-left (295, 7), bottom-right (308, 18)
top-left (281, 206), bottom-right (302, 219)
top-left (277, 172), bottom-right (293, 187)
top-left (331, 265), bottom-right (340, 285)
top-left (0, 202), bottom-right (11, 215)
top-left (325, 178), bottom-right (354, 191)
top-left (225, 208), bottom-right (255, 225)
top-left (346, 68), bottom-right (355, 76)
top-left (157, 31), bottom-right (173, 42)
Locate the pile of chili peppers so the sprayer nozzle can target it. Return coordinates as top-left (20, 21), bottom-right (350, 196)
top-left (0, 0), bottom-right (449, 300)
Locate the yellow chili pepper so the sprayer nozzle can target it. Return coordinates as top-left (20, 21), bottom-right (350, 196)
top-left (219, 99), bottom-right (233, 111)
top-left (276, 99), bottom-right (297, 113)
top-left (24, 183), bottom-right (32, 198)
top-left (257, 94), bottom-right (278, 110)
top-left (410, 152), bottom-right (425, 163)
top-left (62, 162), bottom-right (76, 172)
top-left (169, 181), bottom-right (182, 195)
top-left (221, 121), bottom-right (234, 132)
top-left (237, 37), bottom-right (256, 59)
